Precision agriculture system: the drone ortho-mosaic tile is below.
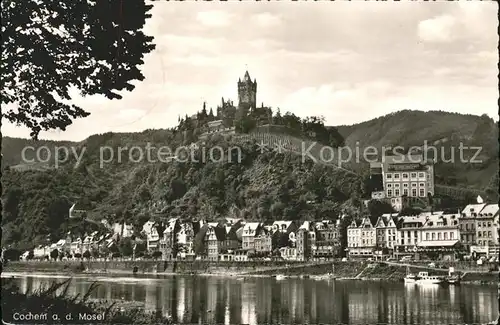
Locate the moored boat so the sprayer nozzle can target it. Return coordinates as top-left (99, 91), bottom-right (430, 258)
top-left (276, 274), bottom-right (287, 280)
top-left (404, 266), bottom-right (418, 284)
top-left (446, 274), bottom-right (461, 285)
top-left (415, 271), bottom-right (444, 285)
top-left (446, 267), bottom-right (461, 285)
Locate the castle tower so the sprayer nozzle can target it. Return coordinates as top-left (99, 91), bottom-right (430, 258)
top-left (237, 70), bottom-right (257, 115)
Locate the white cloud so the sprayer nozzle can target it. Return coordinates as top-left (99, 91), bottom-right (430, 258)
top-left (252, 12), bottom-right (282, 27)
top-left (418, 15), bottom-right (457, 42)
top-left (196, 10), bottom-right (232, 27)
top-left (118, 109), bottom-right (145, 120)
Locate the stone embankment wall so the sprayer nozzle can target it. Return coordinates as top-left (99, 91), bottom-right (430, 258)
top-left (3, 260), bottom-right (498, 284)
top-left (3, 260), bottom-right (318, 275)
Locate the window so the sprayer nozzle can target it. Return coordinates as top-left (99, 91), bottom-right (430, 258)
top-left (411, 183), bottom-right (417, 187)
top-left (387, 183), bottom-right (392, 188)
top-left (432, 233), bottom-right (435, 240)
top-left (483, 222), bottom-right (487, 227)
top-left (412, 189), bottom-right (417, 197)
top-left (478, 232), bottom-right (482, 237)
top-left (386, 173), bottom-right (392, 180)
top-left (394, 183), bottom-right (400, 188)
top-left (418, 172), bottom-right (425, 178)
top-left (487, 222), bottom-right (491, 227)
top-left (488, 231), bottom-right (492, 237)
top-left (387, 189), bottom-right (393, 197)
top-left (394, 173), bottom-right (400, 179)
top-left (411, 172), bottom-right (417, 178)
top-left (403, 183), bottom-right (409, 187)
top-left (402, 173), bottom-right (409, 179)
top-left (419, 189), bottom-right (425, 197)
top-left (438, 232), bottom-right (442, 240)
top-left (395, 189), bottom-right (400, 196)
top-left (450, 232), bottom-right (454, 240)
top-left (483, 231), bottom-right (487, 237)
top-left (403, 189), bottom-right (409, 196)
top-left (419, 183), bottom-right (425, 187)
top-left (426, 233), bottom-right (430, 240)
top-left (444, 232), bottom-right (448, 240)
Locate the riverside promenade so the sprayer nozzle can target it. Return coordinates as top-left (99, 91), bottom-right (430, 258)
top-left (3, 260), bottom-right (499, 284)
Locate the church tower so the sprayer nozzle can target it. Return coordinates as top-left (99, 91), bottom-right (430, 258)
top-left (237, 70), bottom-right (257, 115)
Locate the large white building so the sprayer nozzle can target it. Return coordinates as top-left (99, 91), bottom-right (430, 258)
top-left (382, 154), bottom-right (435, 198)
top-left (417, 213), bottom-right (461, 260)
top-left (347, 217), bottom-right (376, 257)
top-left (369, 154), bottom-right (435, 211)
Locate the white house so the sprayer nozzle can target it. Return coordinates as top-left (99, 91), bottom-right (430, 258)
top-left (242, 222), bottom-right (261, 251)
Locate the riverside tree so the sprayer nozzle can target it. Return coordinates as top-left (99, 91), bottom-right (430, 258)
top-left (1, 0), bottom-right (156, 139)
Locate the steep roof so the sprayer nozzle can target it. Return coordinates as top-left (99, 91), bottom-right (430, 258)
top-left (213, 226), bottom-right (226, 241)
top-left (479, 204), bottom-right (499, 217)
top-left (226, 220), bottom-right (243, 241)
top-left (243, 70), bottom-right (251, 81)
top-left (461, 204), bottom-right (487, 216)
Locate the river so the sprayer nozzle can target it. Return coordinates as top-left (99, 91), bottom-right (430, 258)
top-left (2, 273), bottom-right (498, 324)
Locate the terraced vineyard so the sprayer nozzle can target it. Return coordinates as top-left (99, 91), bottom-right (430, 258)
top-left (233, 131), bottom-right (485, 201)
top-left (234, 131), bottom-right (359, 176)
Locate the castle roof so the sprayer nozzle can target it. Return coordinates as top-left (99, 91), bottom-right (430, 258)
top-left (243, 70), bottom-right (251, 81)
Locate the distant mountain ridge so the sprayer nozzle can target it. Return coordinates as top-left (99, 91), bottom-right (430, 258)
top-left (2, 109), bottom-right (498, 188)
top-left (333, 110), bottom-right (498, 189)
top-left (1, 109), bottom-right (498, 249)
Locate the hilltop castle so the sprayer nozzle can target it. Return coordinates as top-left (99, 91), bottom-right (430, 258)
top-left (192, 70), bottom-right (272, 139)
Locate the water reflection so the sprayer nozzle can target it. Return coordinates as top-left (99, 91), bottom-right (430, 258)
top-left (3, 274), bottom-right (498, 325)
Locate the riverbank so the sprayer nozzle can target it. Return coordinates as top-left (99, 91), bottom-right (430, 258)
top-left (3, 260), bottom-right (498, 284)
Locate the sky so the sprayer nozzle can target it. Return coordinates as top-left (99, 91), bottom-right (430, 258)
top-left (2, 1), bottom-right (498, 141)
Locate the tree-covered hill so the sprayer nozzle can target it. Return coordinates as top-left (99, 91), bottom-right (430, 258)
top-left (2, 109), bottom-right (498, 249)
top-left (335, 110), bottom-right (498, 189)
top-left (1, 131), bottom-right (362, 249)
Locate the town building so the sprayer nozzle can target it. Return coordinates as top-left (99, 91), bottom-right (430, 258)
top-left (242, 222), bottom-right (262, 252)
top-left (198, 119), bottom-right (236, 140)
top-left (253, 228), bottom-right (272, 256)
top-left (395, 214), bottom-right (427, 256)
top-left (459, 203), bottom-right (486, 251)
top-left (177, 222), bottom-right (198, 258)
top-left (271, 220), bottom-right (297, 251)
top-left (417, 213), bottom-right (461, 261)
top-left (112, 222), bottom-right (134, 238)
top-left (347, 217), bottom-right (376, 257)
top-left (296, 221), bottom-right (316, 261)
top-left (223, 221), bottom-right (242, 252)
top-left (470, 203), bottom-right (499, 258)
top-left (279, 247), bottom-right (297, 261)
top-left (374, 214), bottom-right (398, 253)
top-left (205, 224), bottom-right (227, 261)
top-left (312, 220), bottom-right (341, 259)
top-left (160, 218), bottom-right (181, 260)
top-left (370, 155), bottom-right (435, 211)
top-left (146, 226), bottom-right (160, 252)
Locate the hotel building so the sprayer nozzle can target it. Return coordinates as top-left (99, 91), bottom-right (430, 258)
top-left (370, 154), bottom-right (435, 211)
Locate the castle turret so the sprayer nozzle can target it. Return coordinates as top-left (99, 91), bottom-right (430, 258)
top-left (237, 70), bottom-right (257, 116)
